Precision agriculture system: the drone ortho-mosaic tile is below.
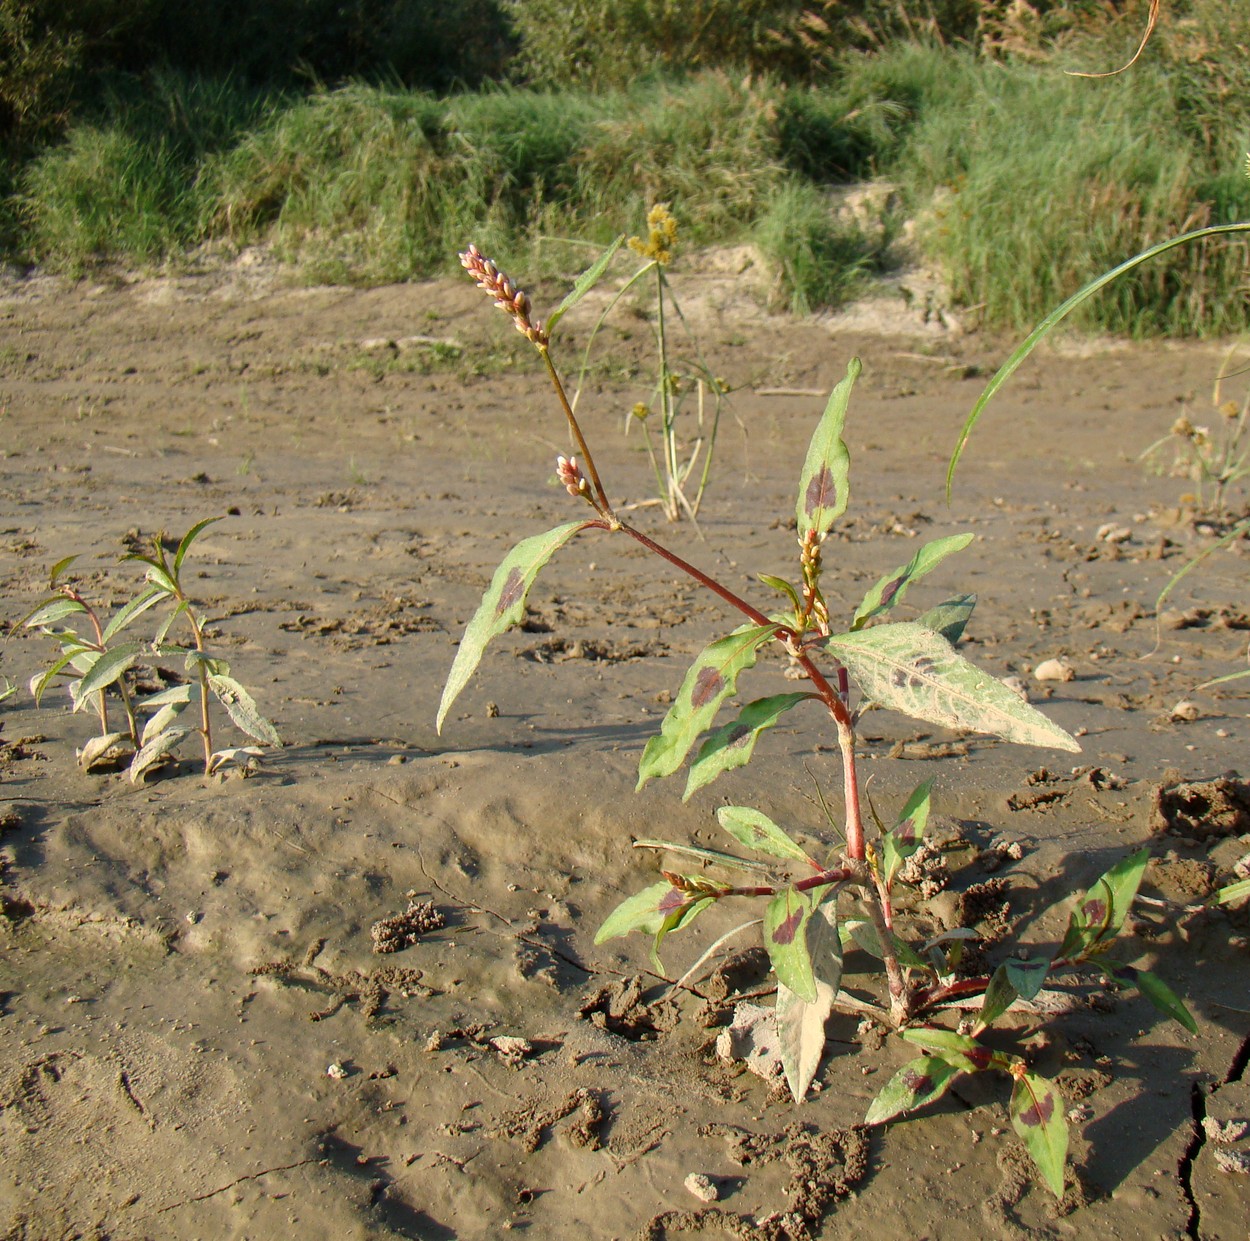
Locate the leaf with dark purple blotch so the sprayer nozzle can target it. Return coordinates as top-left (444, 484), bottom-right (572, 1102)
top-left (716, 806), bottom-right (811, 863)
top-left (864, 1055), bottom-right (962, 1125)
top-left (898, 1026), bottom-right (1005, 1074)
top-left (1010, 1071), bottom-right (1068, 1198)
top-left (764, 887), bottom-right (816, 1002)
top-left (637, 625), bottom-right (778, 789)
top-left (438, 521), bottom-right (590, 733)
top-left (852, 533), bottom-right (974, 631)
top-left (1057, 848), bottom-right (1148, 961)
top-left (795, 359), bottom-right (859, 540)
top-left (684, 692), bottom-right (812, 799)
top-left (594, 881), bottom-right (680, 945)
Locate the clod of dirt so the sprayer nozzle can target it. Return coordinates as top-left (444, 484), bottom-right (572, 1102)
top-left (489, 1035), bottom-right (533, 1066)
top-left (1146, 854), bottom-right (1215, 901)
top-left (1034, 658), bottom-right (1075, 682)
top-left (1152, 775), bottom-right (1250, 839)
top-left (1170, 699), bottom-right (1202, 722)
top-left (1214, 1149), bottom-right (1250, 1175)
top-left (370, 899), bottom-right (445, 953)
top-left (715, 1004), bottom-right (783, 1082)
top-left (683, 1172), bottom-right (720, 1202)
top-left (577, 976), bottom-right (680, 1041)
top-left (1203, 1116), bottom-right (1249, 1144)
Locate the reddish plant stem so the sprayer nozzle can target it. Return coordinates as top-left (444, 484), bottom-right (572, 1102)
top-left (720, 866), bottom-right (857, 899)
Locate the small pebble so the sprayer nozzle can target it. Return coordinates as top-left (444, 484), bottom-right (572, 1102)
top-left (1171, 700), bottom-right (1201, 722)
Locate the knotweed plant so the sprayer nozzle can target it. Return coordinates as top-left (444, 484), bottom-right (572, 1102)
top-left (442, 248), bottom-right (1196, 1197)
top-left (21, 519), bottom-right (280, 780)
top-left (568, 205), bottom-right (729, 522)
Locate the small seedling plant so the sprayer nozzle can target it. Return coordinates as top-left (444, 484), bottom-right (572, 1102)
top-left (441, 247), bottom-right (1197, 1197)
top-left (570, 204), bottom-right (729, 522)
top-left (20, 518), bottom-right (280, 781)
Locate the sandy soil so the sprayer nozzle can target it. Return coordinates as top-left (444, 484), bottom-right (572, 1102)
top-left (1, 252), bottom-right (1248, 1240)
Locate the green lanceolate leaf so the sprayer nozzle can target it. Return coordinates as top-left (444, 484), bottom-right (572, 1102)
top-left (881, 778), bottom-right (934, 887)
top-left (716, 805), bottom-right (812, 864)
top-left (825, 622), bottom-right (1080, 752)
top-left (632, 839), bottom-right (771, 876)
top-left (1058, 848), bottom-right (1148, 961)
top-left (764, 887), bottom-right (816, 1003)
top-left (636, 624), bottom-right (778, 789)
top-left (1110, 966), bottom-right (1198, 1035)
top-left (776, 901), bottom-right (841, 1102)
top-left (758, 573), bottom-right (803, 620)
top-left (29, 649), bottom-right (86, 704)
top-left (852, 533), bottom-right (974, 630)
top-left (208, 674), bottom-right (280, 746)
top-left (796, 357), bottom-right (859, 541)
top-left (546, 235), bottom-right (625, 335)
top-left (1010, 1071), bottom-right (1069, 1199)
top-left (74, 642), bottom-right (143, 710)
top-left (48, 554), bottom-right (80, 587)
top-left (684, 692), bottom-right (812, 799)
top-left (154, 600), bottom-right (190, 647)
top-left (864, 1055), bottom-right (962, 1125)
top-left (652, 894), bottom-right (714, 968)
top-left (844, 919), bottom-right (929, 970)
top-left (101, 585), bottom-right (165, 643)
top-left (174, 516), bottom-right (223, 577)
top-left (899, 1026), bottom-right (1002, 1074)
top-left (141, 700), bottom-right (188, 746)
top-left (437, 520), bottom-right (591, 734)
top-left (19, 596), bottom-right (89, 631)
top-left (595, 881), bottom-right (679, 944)
top-left (914, 593), bottom-right (977, 645)
top-left (975, 964), bottom-right (1020, 1033)
top-left (1005, 956), bottom-right (1052, 1000)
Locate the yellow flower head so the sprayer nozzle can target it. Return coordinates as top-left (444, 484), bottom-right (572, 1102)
top-left (628, 203), bottom-right (679, 265)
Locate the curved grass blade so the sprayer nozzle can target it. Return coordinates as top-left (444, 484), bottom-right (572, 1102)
top-left (914, 593), bottom-right (977, 645)
top-left (1010, 1071), bottom-right (1068, 1198)
top-left (826, 621), bottom-right (1080, 752)
top-left (637, 624), bottom-right (778, 789)
top-left (716, 805), bottom-right (812, 864)
top-left (208, 674), bottom-right (281, 746)
top-left (864, 1055), bottom-right (962, 1125)
top-left (948, 223), bottom-right (1250, 497)
top-left (684, 692), bottom-right (813, 800)
top-left (1216, 877), bottom-right (1250, 907)
top-left (437, 521), bottom-right (591, 733)
top-left (796, 358), bottom-right (859, 541)
top-left (546, 235), bottom-right (625, 336)
top-left (632, 839), bottom-right (772, 876)
top-left (777, 901), bottom-right (841, 1102)
top-left (852, 533), bottom-right (974, 630)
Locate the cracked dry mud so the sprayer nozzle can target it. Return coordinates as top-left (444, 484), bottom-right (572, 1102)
top-left (1, 259), bottom-right (1249, 1239)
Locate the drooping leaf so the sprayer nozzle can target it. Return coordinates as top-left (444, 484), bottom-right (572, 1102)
top-left (844, 919), bottom-right (930, 970)
top-left (1058, 848), bottom-right (1148, 961)
top-left (764, 887), bottom-right (816, 1003)
top-left (795, 358), bottom-right (859, 541)
top-left (208, 674), bottom-right (280, 746)
top-left (975, 964), bottom-right (1020, 1033)
top-left (437, 521), bottom-right (591, 734)
top-left (632, 839), bottom-right (772, 876)
top-left (74, 642), bottom-right (143, 711)
top-left (131, 557), bottom-right (178, 596)
top-left (652, 895), bottom-right (714, 968)
top-left (174, 516), bottom-right (223, 577)
top-left (546, 235), bottom-right (625, 335)
top-left (1010, 1071), bottom-right (1069, 1199)
top-left (78, 732), bottom-right (133, 771)
top-left (101, 585), bottom-right (165, 643)
top-left (185, 651), bottom-right (229, 677)
top-left (595, 881), bottom-right (679, 944)
top-left (716, 806), bottom-right (812, 864)
top-left (852, 533), bottom-right (974, 630)
top-left (899, 1026), bottom-right (1001, 1074)
top-left (1004, 956), bottom-right (1052, 1000)
top-left (864, 1055), bottom-right (962, 1125)
top-left (684, 692), bottom-right (812, 799)
top-left (19, 596), bottom-right (89, 630)
top-left (1111, 966), bottom-right (1198, 1035)
top-left (207, 746), bottom-right (266, 775)
top-left (825, 622), bottom-right (1080, 752)
top-left (129, 726), bottom-right (193, 783)
top-left (141, 700), bottom-right (188, 746)
top-left (776, 901), bottom-right (842, 1102)
top-left (637, 624), bottom-right (778, 789)
top-left (914, 593), bottom-right (977, 645)
top-left (29, 648), bottom-right (88, 704)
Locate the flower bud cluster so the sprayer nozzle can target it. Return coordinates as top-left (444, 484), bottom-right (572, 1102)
top-left (459, 245), bottom-right (549, 347)
top-left (556, 455), bottom-right (590, 498)
top-left (799, 529), bottom-right (829, 633)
